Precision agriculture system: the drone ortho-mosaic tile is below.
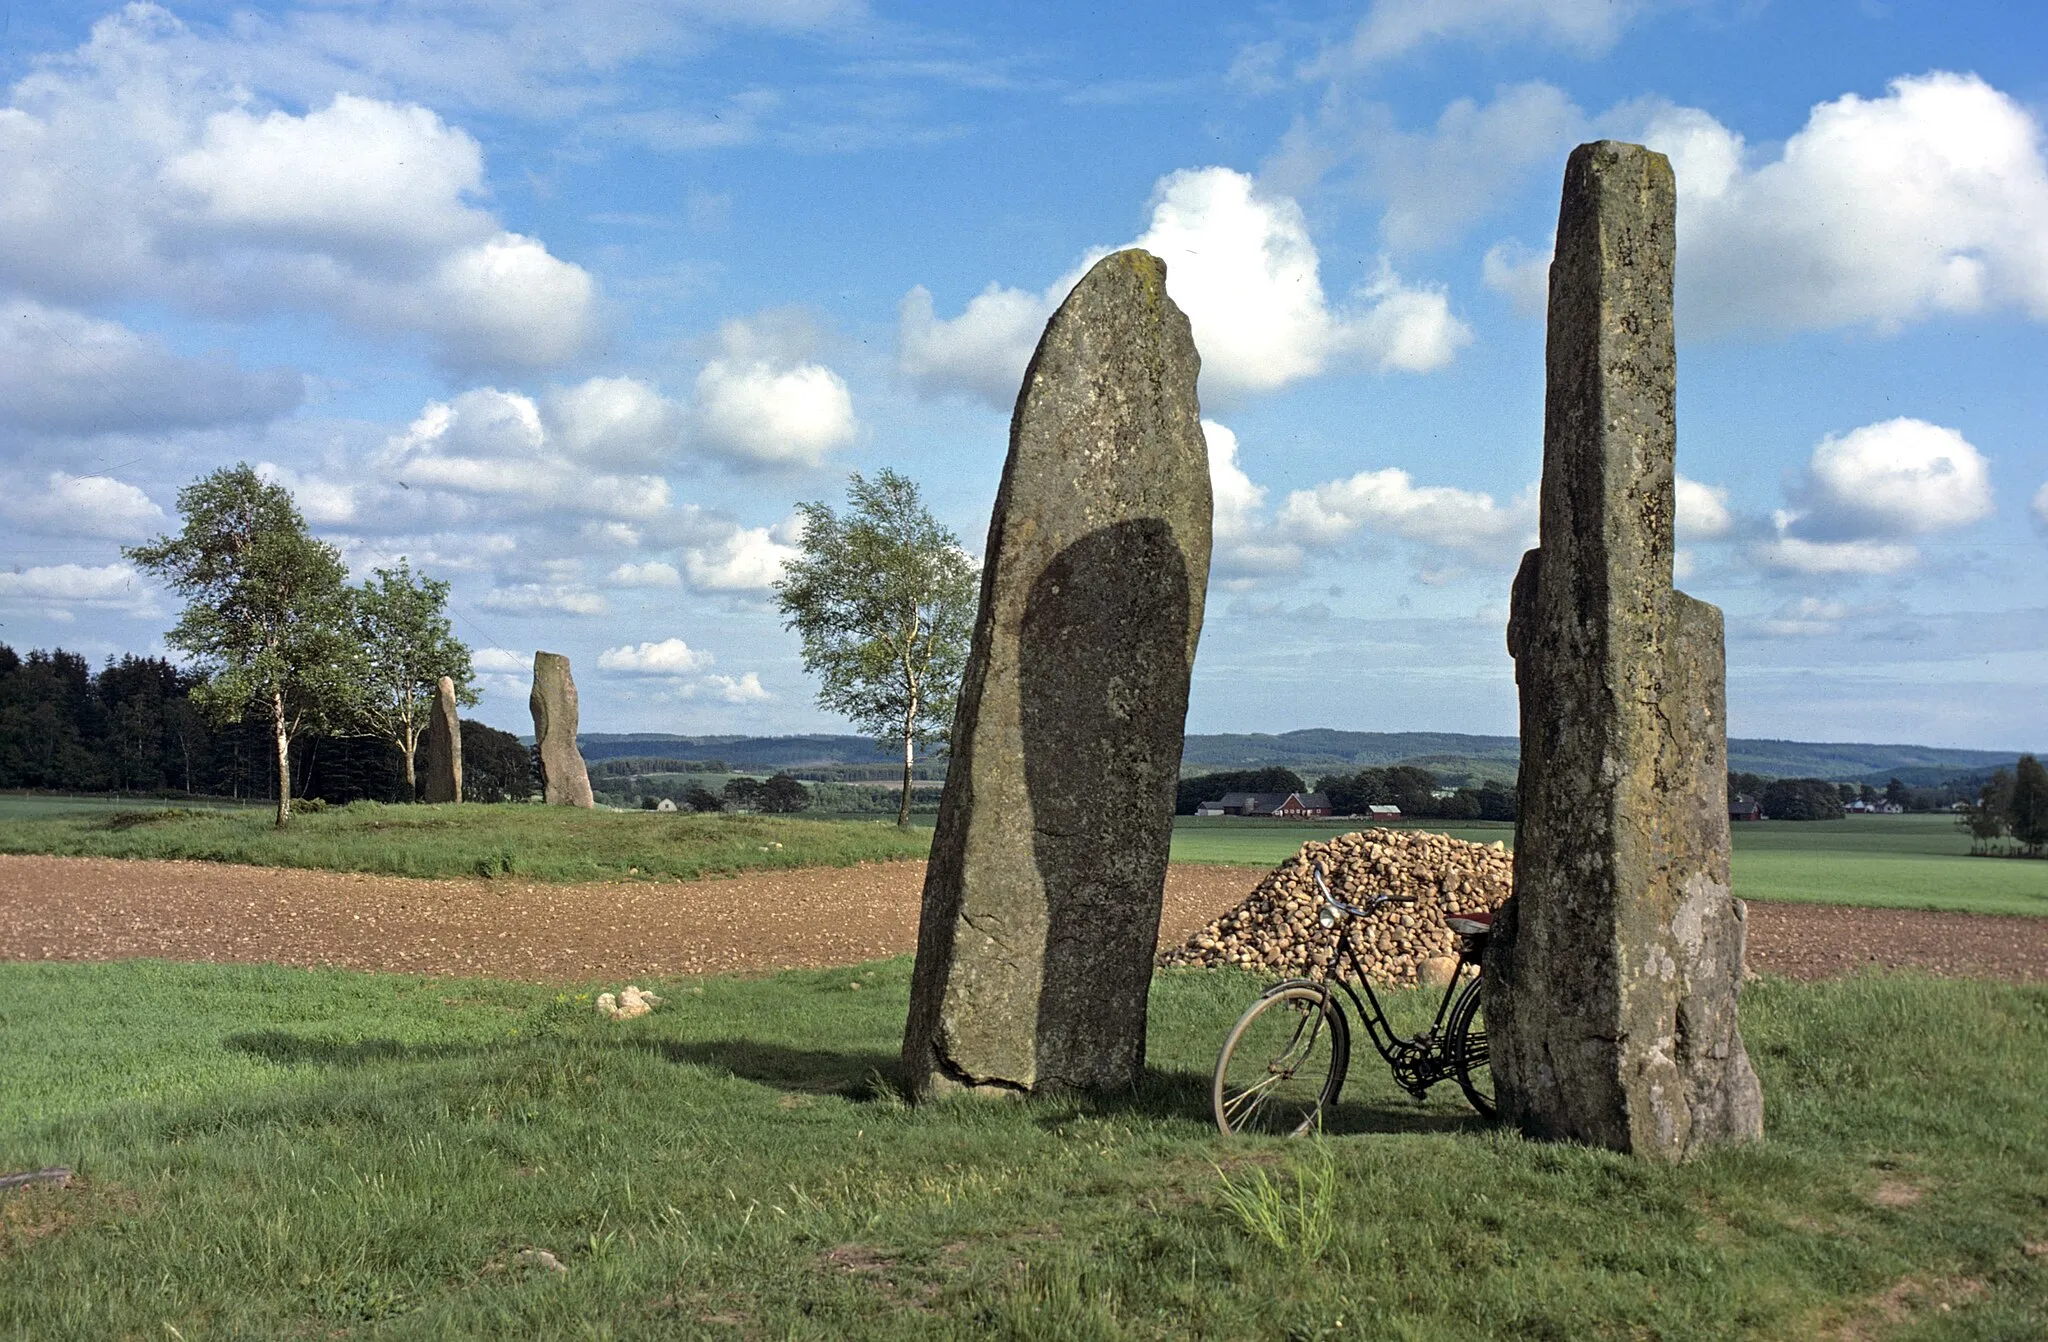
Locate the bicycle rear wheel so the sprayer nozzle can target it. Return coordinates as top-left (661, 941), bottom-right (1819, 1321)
top-left (1445, 975), bottom-right (1495, 1119)
top-left (1213, 982), bottom-right (1350, 1136)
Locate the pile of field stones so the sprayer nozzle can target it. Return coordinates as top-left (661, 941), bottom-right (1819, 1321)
top-left (1160, 829), bottom-right (1514, 986)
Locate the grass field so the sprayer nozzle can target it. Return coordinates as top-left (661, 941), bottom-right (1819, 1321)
top-left (1, 958), bottom-right (2042, 1338)
top-left (0, 802), bottom-right (929, 883)
top-left (1170, 815), bottom-right (2048, 918)
top-left (0, 794), bottom-right (259, 820)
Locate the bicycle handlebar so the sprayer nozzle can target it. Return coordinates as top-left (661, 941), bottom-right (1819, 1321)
top-left (1311, 860), bottom-right (1415, 920)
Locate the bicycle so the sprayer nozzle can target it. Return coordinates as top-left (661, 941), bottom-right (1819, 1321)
top-left (1212, 860), bottom-right (1496, 1136)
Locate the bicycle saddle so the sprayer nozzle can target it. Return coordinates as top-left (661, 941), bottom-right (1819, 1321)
top-left (1446, 911), bottom-right (1493, 936)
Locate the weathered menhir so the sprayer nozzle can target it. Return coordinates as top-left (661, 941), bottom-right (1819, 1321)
top-left (529, 652), bottom-right (595, 809)
top-left (1487, 141), bottom-right (1764, 1159)
top-left (902, 249), bottom-right (1213, 1097)
top-left (420, 674), bottom-right (463, 804)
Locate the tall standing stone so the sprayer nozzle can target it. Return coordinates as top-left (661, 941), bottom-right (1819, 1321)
top-left (1488, 141), bottom-right (1763, 1160)
top-left (529, 652), bottom-right (594, 809)
top-left (420, 675), bottom-right (463, 804)
top-left (901, 249), bottom-right (1212, 1097)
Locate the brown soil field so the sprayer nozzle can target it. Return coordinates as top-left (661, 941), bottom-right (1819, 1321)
top-left (1, 854), bottom-right (2043, 984)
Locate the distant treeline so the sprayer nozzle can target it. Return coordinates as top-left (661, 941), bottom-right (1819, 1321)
top-left (1175, 766), bottom-right (1516, 821)
top-left (1728, 772), bottom-right (1985, 819)
top-left (0, 644), bottom-right (532, 804)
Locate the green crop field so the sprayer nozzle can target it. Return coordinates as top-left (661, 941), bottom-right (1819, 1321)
top-left (0, 801), bottom-right (929, 883)
top-left (1170, 814), bottom-right (2048, 917)
top-left (0, 958), bottom-right (2042, 1338)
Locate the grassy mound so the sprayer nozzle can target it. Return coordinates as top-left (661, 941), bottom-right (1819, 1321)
top-left (0, 801), bottom-right (930, 883)
top-left (1, 958), bottom-right (2043, 1337)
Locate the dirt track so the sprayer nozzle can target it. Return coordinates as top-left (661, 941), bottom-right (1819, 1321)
top-left (0, 855), bottom-right (2042, 984)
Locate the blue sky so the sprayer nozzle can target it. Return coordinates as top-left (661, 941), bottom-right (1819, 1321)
top-left (2, 0), bottom-right (2045, 749)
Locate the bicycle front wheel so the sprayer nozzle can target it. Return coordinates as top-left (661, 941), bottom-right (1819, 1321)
top-left (1213, 982), bottom-right (1350, 1137)
top-left (1445, 975), bottom-right (1495, 1119)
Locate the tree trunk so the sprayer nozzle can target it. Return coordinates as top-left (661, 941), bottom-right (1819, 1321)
top-left (898, 702), bottom-right (916, 829)
top-left (272, 689), bottom-right (292, 828)
top-left (401, 730), bottom-right (419, 802)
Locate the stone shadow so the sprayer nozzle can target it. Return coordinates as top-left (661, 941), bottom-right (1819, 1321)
top-left (1021, 518), bottom-right (1191, 1092)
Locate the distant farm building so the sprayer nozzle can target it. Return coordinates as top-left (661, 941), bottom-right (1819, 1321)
top-left (1730, 796), bottom-right (1763, 822)
top-left (1366, 804), bottom-right (1403, 821)
top-left (1195, 791), bottom-right (1334, 818)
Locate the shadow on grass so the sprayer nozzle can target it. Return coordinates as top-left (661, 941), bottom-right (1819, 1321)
top-left (224, 1031), bottom-right (486, 1067)
top-left (222, 1031), bottom-right (1499, 1137)
top-left (1021, 1068), bottom-right (1495, 1137)
top-left (653, 1038), bottom-right (902, 1099)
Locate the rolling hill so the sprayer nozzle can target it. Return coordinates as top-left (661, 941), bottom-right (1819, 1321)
top-left (559, 730), bottom-right (2028, 785)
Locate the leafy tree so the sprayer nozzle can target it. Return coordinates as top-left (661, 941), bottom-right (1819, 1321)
top-left (460, 720), bottom-right (534, 803)
top-left (1472, 780), bottom-right (1517, 821)
top-left (2008, 755), bottom-right (2048, 856)
top-left (724, 776), bottom-right (765, 810)
top-left (1884, 777), bottom-right (1909, 809)
top-left (776, 470), bottom-right (978, 827)
top-left (684, 784), bottom-right (725, 813)
top-left (1760, 778), bottom-right (1845, 822)
top-left (349, 560), bottom-right (476, 799)
top-left (1957, 767), bottom-right (2013, 853)
top-left (759, 772), bottom-right (812, 813)
top-left (126, 465), bottom-right (360, 826)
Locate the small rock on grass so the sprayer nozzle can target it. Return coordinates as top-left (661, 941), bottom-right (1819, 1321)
top-left (596, 985), bottom-right (664, 1020)
top-left (514, 1248), bottom-right (567, 1274)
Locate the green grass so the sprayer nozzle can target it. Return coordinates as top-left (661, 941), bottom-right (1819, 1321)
top-left (0, 801), bottom-right (929, 883)
top-left (1, 959), bottom-right (2043, 1338)
top-left (1171, 814), bottom-right (2048, 918)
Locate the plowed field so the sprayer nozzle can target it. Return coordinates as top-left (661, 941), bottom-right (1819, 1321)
top-left (1, 855), bottom-right (2041, 983)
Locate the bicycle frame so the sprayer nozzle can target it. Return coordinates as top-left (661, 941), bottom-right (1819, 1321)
top-left (1313, 924), bottom-right (1481, 1101)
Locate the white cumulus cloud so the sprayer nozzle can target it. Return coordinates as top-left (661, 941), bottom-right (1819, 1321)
top-left (1278, 468), bottom-right (1535, 565)
top-left (471, 648), bottom-right (530, 675)
top-left (599, 638), bottom-right (714, 674)
top-left (2035, 481), bottom-right (2048, 530)
top-left (1675, 476), bottom-right (1733, 541)
top-left (608, 561), bottom-right (682, 588)
top-left (1203, 420), bottom-right (1301, 579)
top-left (0, 7), bottom-right (596, 371)
top-left (683, 515), bottom-right (804, 593)
top-left (1754, 418), bottom-right (1991, 576)
top-left (0, 561), bottom-right (154, 616)
top-left (3, 473), bottom-right (166, 539)
top-left (1793, 418), bottom-right (1993, 540)
top-left (1648, 72), bottom-right (2048, 336)
top-left (478, 583), bottom-right (607, 616)
top-left (692, 359), bottom-right (857, 469)
top-left (702, 671), bottom-right (770, 703)
top-left (381, 387), bottom-right (672, 520)
top-left (898, 167), bottom-right (1469, 406)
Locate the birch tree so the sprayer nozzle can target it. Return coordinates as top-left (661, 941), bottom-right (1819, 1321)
top-left (775, 470), bottom-right (978, 827)
top-left (126, 465), bottom-right (359, 826)
top-left (349, 561), bottom-right (476, 799)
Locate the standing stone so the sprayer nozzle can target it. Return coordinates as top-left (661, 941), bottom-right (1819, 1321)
top-left (420, 675), bottom-right (463, 804)
top-left (1488, 141), bottom-right (1763, 1160)
top-left (529, 652), bottom-right (594, 808)
top-left (901, 249), bottom-right (1212, 1097)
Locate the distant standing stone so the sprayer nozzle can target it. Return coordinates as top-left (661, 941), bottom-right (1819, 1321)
top-left (1488, 141), bottom-right (1764, 1159)
top-left (902, 249), bottom-right (1212, 1097)
top-left (420, 675), bottom-right (463, 804)
top-left (530, 652), bottom-right (594, 808)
